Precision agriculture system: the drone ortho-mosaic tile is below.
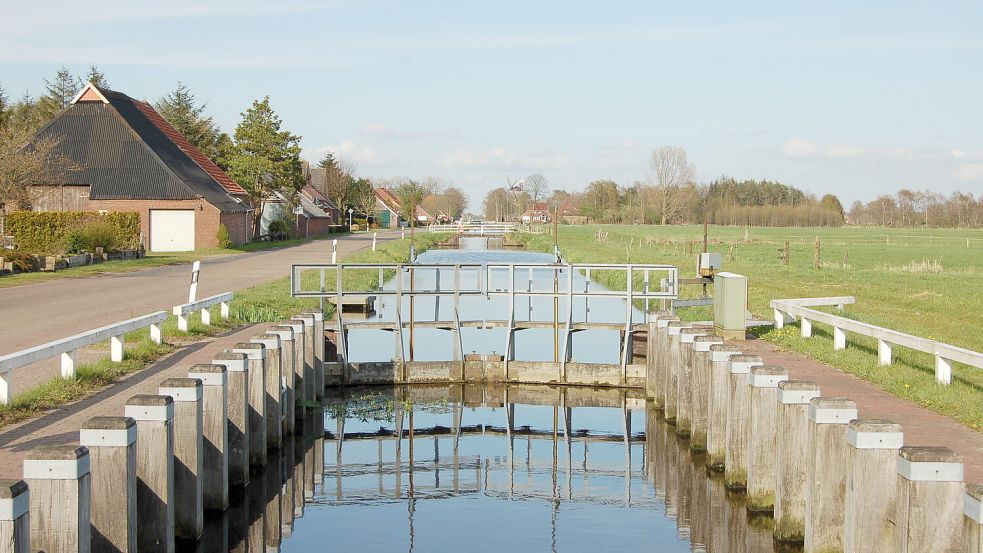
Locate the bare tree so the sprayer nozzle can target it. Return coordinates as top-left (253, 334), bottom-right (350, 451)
top-left (0, 126), bottom-right (75, 214)
top-left (650, 146), bottom-right (695, 225)
top-left (318, 153), bottom-right (358, 211)
top-left (525, 173), bottom-right (550, 202)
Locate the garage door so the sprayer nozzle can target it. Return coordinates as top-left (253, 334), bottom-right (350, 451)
top-left (150, 210), bottom-right (195, 252)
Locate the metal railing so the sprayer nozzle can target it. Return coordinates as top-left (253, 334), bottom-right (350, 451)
top-left (291, 262), bottom-right (678, 380)
top-left (771, 296), bottom-right (983, 384)
top-left (427, 221), bottom-right (518, 235)
top-left (0, 311), bottom-right (168, 404)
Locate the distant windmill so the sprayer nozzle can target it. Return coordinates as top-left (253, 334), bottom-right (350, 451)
top-left (504, 175), bottom-right (525, 221)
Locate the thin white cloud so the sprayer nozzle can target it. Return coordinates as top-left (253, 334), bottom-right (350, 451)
top-left (360, 122), bottom-right (461, 140)
top-left (953, 164), bottom-right (983, 182)
top-left (313, 140), bottom-right (392, 167)
top-left (782, 138), bottom-right (863, 159)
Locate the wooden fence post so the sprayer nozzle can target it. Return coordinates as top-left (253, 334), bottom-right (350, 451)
top-left (805, 397), bottom-right (857, 553)
top-left (725, 354), bottom-right (764, 490)
top-left (80, 416), bottom-right (137, 553)
top-left (158, 378), bottom-right (204, 541)
top-left (124, 395), bottom-right (174, 553)
top-left (706, 344), bottom-right (742, 471)
top-left (187, 364), bottom-right (228, 512)
top-left (774, 380), bottom-right (821, 543)
top-left (747, 365), bottom-right (789, 513)
top-left (23, 445), bottom-right (91, 553)
top-left (212, 352), bottom-right (249, 487)
top-left (896, 446), bottom-right (964, 552)
top-left (690, 335), bottom-right (723, 453)
top-left (844, 418), bottom-right (903, 553)
top-left (231, 343), bottom-right (267, 467)
top-left (0, 480), bottom-right (29, 553)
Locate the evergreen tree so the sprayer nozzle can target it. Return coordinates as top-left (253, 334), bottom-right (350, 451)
top-left (83, 64), bottom-right (109, 88)
top-left (224, 96), bottom-right (304, 237)
top-left (155, 82), bottom-right (223, 160)
top-left (37, 66), bottom-right (81, 121)
top-left (0, 85), bottom-right (10, 131)
top-left (819, 194), bottom-right (846, 222)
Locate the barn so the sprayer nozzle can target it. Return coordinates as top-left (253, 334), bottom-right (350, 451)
top-left (27, 83), bottom-right (252, 251)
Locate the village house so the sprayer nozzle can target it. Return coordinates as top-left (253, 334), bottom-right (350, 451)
top-left (25, 83), bottom-right (253, 251)
top-left (260, 185), bottom-right (339, 238)
top-left (520, 202), bottom-right (552, 224)
top-left (374, 188), bottom-right (403, 228)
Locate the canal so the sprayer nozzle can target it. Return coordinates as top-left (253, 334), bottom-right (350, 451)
top-left (185, 238), bottom-right (800, 552)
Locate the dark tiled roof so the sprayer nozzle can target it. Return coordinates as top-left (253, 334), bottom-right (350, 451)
top-left (32, 86), bottom-right (248, 212)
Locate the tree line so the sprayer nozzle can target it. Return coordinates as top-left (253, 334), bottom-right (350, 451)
top-left (0, 66), bottom-right (467, 236)
top-left (848, 190), bottom-right (983, 228)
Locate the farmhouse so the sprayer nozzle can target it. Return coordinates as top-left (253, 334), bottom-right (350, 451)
top-left (27, 83), bottom-right (252, 251)
top-left (520, 202), bottom-right (551, 224)
top-left (374, 188), bottom-right (403, 228)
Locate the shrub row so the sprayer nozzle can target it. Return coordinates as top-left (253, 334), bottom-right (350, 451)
top-left (5, 211), bottom-right (141, 254)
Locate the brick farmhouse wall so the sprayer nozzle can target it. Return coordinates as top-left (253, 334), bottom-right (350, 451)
top-left (88, 199), bottom-right (251, 250)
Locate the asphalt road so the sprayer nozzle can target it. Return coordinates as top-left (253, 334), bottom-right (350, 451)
top-left (0, 231), bottom-right (399, 354)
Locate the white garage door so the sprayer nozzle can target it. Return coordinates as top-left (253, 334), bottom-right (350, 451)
top-left (150, 210), bottom-right (195, 252)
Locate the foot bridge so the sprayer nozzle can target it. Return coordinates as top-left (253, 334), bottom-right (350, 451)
top-left (426, 221), bottom-right (520, 236)
top-left (290, 262), bottom-right (679, 387)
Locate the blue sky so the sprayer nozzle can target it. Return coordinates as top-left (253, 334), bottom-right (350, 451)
top-left (2, 0), bottom-right (981, 208)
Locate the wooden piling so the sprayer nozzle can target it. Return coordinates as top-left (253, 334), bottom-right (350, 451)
top-left (706, 344), bottom-right (742, 470)
top-left (251, 334), bottom-right (283, 451)
top-left (267, 326), bottom-right (296, 435)
top-left (290, 315), bottom-right (316, 408)
top-left (896, 446), bottom-right (964, 552)
top-left (805, 397), bottom-right (857, 553)
top-left (125, 395), bottom-right (174, 553)
top-left (663, 321), bottom-right (691, 424)
top-left (282, 321), bottom-right (306, 413)
top-left (747, 365), bottom-right (789, 513)
top-left (158, 378), bottom-right (204, 541)
top-left (23, 445), bottom-right (90, 553)
top-left (231, 342), bottom-right (267, 467)
top-left (965, 483), bottom-right (983, 553)
top-left (80, 416), bottom-right (137, 553)
top-left (213, 352), bottom-right (249, 487)
top-left (690, 335), bottom-right (723, 453)
top-left (187, 364), bottom-right (228, 511)
top-left (646, 312), bottom-right (676, 407)
top-left (724, 354), bottom-right (763, 490)
top-left (676, 327), bottom-right (708, 437)
top-left (774, 380), bottom-right (821, 543)
top-left (844, 418), bottom-right (903, 553)
top-left (0, 480), bottom-right (29, 553)
top-left (301, 310), bottom-right (325, 401)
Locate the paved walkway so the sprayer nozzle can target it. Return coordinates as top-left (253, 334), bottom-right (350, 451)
top-left (0, 231), bottom-right (399, 396)
top-left (747, 338), bottom-right (983, 482)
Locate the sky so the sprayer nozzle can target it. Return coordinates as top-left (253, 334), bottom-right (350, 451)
top-left (2, 0), bottom-right (982, 209)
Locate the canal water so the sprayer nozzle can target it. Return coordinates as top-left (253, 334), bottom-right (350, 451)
top-left (183, 238), bottom-right (800, 552)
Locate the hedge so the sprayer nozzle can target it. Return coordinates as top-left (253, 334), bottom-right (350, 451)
top-left (6, 211), bottom-right (141, 254)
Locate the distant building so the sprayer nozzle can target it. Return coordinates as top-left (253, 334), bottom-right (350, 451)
top-left (374, 188), bottom-right (403, 228)
top-left (25, 83), bottom-right (252, 251)
top-left (261, 185), bottom-right (339, 238)
top-left (520, 202), bottom-right (552, 224)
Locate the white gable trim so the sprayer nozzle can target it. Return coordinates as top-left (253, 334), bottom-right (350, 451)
top-left (70, 82), bottom-right (109, 105)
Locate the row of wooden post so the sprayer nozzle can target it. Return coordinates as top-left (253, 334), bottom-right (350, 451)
top-left (645, 312), bottom-right (983, 552)
top-left (0, 311), bottom-right (325, 553)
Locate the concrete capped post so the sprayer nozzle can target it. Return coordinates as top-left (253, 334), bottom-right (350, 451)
top-left (724, 354), bottom-right (763, 490)
top-left (746, 365), bottom-right (789, 513)
top-left (80, 416), bottom-right (137, 553)
top-left (24, 445), bottom-right (91, 553)
top-left (663, 321), bottom-right (691, 424)
top-left (231, 342), bottom-right (267, 467)
top-left (0, 480), bottom-right (29, 553)
top-left (124, 394), bottom-right (174, 553)
top-left (645, 312), bottom-right (675, 405)
top-left (965, 483), bottom-right (983, 553)
top-left (212, 352), bottom-right (249, 487)
top-left (690, 334), bottom-right (723, 453)
top-left (675, 327), bottom-right (708, 438)
top-left (158, 378), bottom-right (204, 540)
top-left (805, 397), bottom-right (858, 553)
top-left (282, 321), bottom-right (306, 411)
top-left (267, 326), bottom-right (296, 435)
top-left (110, 334), bottom-right (125, 363)
top-left (302, 310), bottom-right (325, 401)
top-left (774, 380), bottom-right (821, 543)
top-left (187, 364), bottom-right (228, 511)
top-left (251, 333), bottom-right (283, 451)
top-left (150, 321), bottom-right (163, 345)
top-left (844, 419), bottom-right (904, 553)
top-left (291, 315), bottom-right (316, 406)
top-left (706, 343), bottom-right (742, 470)
top-left (895, 446), bottom-right (964, 552)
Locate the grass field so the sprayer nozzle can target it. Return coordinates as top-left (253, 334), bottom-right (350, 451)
top-left (521, 225), bottom-right (983, 429)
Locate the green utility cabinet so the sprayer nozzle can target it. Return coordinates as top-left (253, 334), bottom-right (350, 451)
top-left (714, 272), bottom-right (748, 340)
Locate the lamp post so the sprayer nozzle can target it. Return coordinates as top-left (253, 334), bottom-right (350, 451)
top-left (348, 208), bottom-right (354, 231)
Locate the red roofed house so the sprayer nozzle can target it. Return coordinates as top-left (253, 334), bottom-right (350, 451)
top-left (374, 188), bottom-right (403, 228)
top-left (520, 202), bottom-right (551, 224)
top-left (26, 83), bottom-right (253, 251)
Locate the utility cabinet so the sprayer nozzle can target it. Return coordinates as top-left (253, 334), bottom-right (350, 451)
top-left (714, 271), bottom-right (748, 340)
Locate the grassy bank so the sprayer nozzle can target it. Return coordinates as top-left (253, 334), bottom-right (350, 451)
top-left (520, 225), bottom-right (983, 429)
top-left (0, 233), bottom-right (440, 428)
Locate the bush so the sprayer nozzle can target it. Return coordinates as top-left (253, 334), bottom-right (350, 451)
top-left (216, 224), bottom-right (232, 249)
top-left (268, 218), bottom-right (292, 238)
top-left (6, 212), bottom-right (140, 254)
top-left (1, 251), bottom-right (37, 272)
top-left (64, 230), bottom-right (87, 254)
top-left (81, 221), bottom-right (118, 252)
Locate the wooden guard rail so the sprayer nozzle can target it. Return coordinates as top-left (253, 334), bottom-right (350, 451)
top-left (770, 296), bottom-right (983, 384)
